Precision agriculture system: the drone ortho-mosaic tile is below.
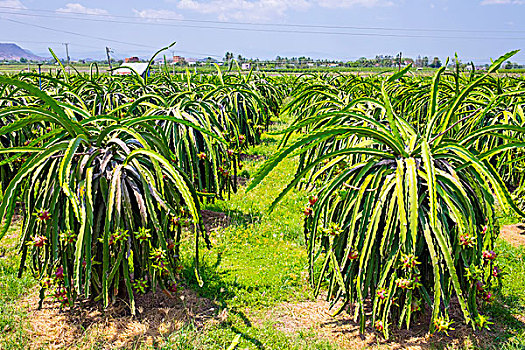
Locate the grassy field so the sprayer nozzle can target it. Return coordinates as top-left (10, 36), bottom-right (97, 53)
top-left (1, 124), bottom-right (525, 349)
top-left (0, 225), bottom-right (35, 349)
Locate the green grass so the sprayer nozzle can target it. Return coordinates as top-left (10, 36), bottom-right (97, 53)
top-left (199, 130), bottom-right (311, 305)
top-left (496, 208), bottom-right (523, 226)
top-left (0, 223), bottom-right (36, 349)
top-left (172, 130), bottom-right (333, 349)
top-left (486, 239), bottom-right (525, 349)
top-left (155, 319), bottom-right (335, 350)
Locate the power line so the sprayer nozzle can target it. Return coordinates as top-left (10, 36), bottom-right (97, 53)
top-left (4, 18), bottom-right (223, 58)
top-left (1, 4), bottom-right (525, 34)
top-left (0, 39), bottom-right (100, 49)
top-left (5, 18), bottom-right (158, 48)
top-left (3, 10), bottom-right (525, 40)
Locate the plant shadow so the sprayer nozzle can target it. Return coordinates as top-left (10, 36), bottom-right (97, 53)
top-left (203, 205), bottom-right (262, 227)
top-left (181, 253), bottom-right (268, 349)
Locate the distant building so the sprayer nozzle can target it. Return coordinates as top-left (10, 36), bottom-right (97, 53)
top-left (116, 62), bottom-right (149, 77)
top-left (172, 56), bottom-right (184, 63)
top-left (241, 63), bottom-right (251, 70)
top-left (125, 57), bottom-right (140, 63)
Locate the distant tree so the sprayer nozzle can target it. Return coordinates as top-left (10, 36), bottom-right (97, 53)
top-left (429, 57), bottom-right (442, 68)
top-left (422, 56), bottom-right (429, 67)
top-left (504, 60), bottom-right (520, 69)
top-left (224, 52), bottom-right (233, 62)
top-left (19, 57), bottom-right (27, 63)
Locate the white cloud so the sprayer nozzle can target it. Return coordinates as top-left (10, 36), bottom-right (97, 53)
top-left (172, 0), bottom-right (391, 21)
top-left (176, 0), bottom-right (310, 22)
top-left (481, 0), bottom-right (525, 4)
top-left (133, 9), bottom-right (184, 20)
top-left (0, 0), bottom-right (26, 20)
top-left (56, 3), bottom-right (109, 15)
top-left (0, 0), bottom-right (26, 10)
top-left (316, 0), bottom-right (393, 8)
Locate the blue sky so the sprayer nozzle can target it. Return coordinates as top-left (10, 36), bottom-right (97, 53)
top-left (1, 0), bottom-right (524, 63)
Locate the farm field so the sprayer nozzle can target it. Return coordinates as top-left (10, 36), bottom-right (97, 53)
top-left (2, 62), bottom-right (523, 78)
top-left (1, 50), bottom-right (525, 349)
top-left (0, 63), bottom-right (412, 76)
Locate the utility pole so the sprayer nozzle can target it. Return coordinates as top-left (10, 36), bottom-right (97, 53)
top-left (63, 43), bottom-right (70, 73)
top-left (398, 52), bottom-right (402, 71)
top-left (106, 47), bottom-right (114, 74)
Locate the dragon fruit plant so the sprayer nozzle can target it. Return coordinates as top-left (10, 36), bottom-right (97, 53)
top-left (248, 51), bottom-right (522, 337)
top-left (0, 76), bottom-right (214, 314)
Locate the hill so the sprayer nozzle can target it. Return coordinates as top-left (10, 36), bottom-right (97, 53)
top-left (0, 43), bottom-right (42, 61)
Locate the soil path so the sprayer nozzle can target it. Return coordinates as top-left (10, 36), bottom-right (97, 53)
top-left (500, 224), bottom-right (525, 247)
top-left (264, 298), bottom-right (496, 350)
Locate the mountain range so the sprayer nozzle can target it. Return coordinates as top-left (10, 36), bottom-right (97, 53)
top-left (0, 43), bottom-right (42, 61)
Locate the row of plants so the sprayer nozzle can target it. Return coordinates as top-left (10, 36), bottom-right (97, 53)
top-left (0, 46), bottom-right (287, 314)
top-left (248, 50), bottom-right (525, 337)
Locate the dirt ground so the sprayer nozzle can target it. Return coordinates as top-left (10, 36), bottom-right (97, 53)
top-left (266, 299), bottom-right (499, 350)
top-left (499, 224), bottom-right (525, 247)
top-left (21, 289), bottom-right (508, 350)
top-left (23, 287), bottom-right (220, 349)
top-left (239, 153), bottom-right (266, 162)
top-left (201, 209), bottom-right (231, 233)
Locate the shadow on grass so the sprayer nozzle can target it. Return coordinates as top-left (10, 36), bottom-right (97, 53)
top-left (486, 295), bottom-right (525, 347)
top-left (203, 205), bottom-right (263, 227)
top-left (260, 136), bottom-right (279, 146)
top-left (182, 252), bottom-right (281, 350)
top-left (183, 255), bottom-right (271, 309)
